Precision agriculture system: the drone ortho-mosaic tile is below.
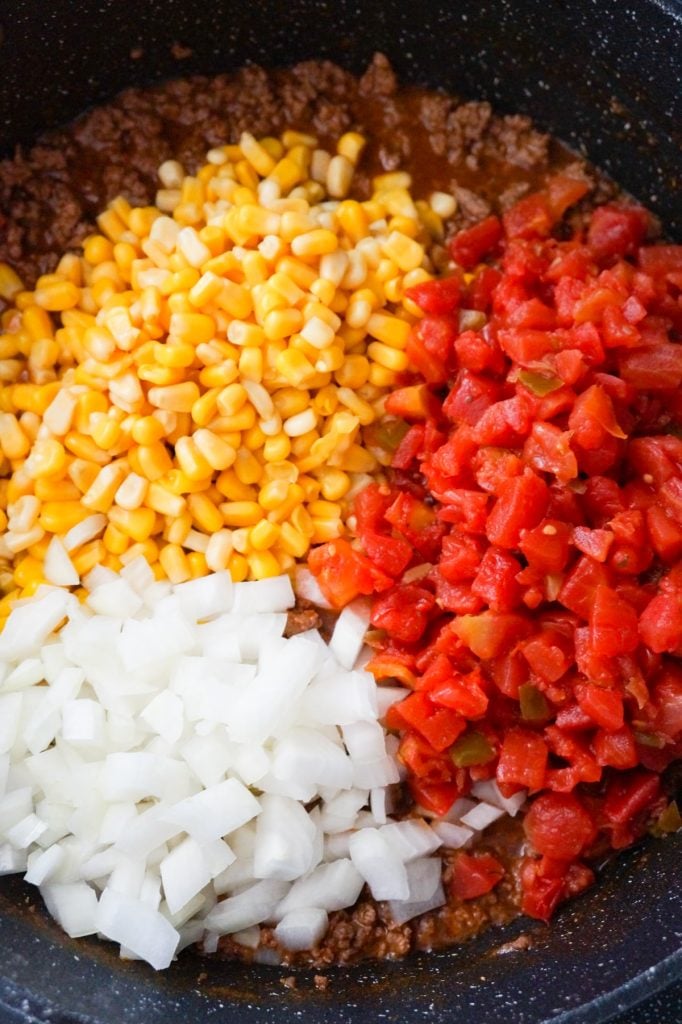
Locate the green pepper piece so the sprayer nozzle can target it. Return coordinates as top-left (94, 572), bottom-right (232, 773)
top-left (518, 370), bottom-right (563, 396)
top-left (519, 683), bottom-right (550, 722)
top-left (450, 730), bottom-right (495, 768)
top-left (651, 800), bottom-right (682, 836)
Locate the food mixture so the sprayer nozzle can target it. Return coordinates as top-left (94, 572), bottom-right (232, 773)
top-left (0, 54), bottom-right (679, 971)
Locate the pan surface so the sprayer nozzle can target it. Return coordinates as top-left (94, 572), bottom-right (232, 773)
top-left (0, 1), bottom-right (680, 1021)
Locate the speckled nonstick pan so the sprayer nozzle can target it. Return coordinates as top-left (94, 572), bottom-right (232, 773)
top-left (0, 1), bottom-right (680, 1022)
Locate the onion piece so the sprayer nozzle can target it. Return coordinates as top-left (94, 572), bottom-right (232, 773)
top-left (44, 537), bottom-right (79, 588)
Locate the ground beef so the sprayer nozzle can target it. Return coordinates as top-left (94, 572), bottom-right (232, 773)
top-left (0, 52), bottom-right (585, 287)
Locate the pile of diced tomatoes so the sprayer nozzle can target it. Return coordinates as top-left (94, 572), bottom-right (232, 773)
top-left (310, 175), bottom-right (682, 921)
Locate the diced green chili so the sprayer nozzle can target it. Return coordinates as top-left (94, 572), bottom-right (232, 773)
top-left (519, 683), bottom-right (550, 721)
top-left (450, 730), bottom-right (495, 768)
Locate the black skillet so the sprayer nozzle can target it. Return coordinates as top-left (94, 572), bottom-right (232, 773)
top-left (0, 1), bottom-right (680, 1021)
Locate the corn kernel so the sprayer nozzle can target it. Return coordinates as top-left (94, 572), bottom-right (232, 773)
top-left (220, 500), bottom-right (262, 527)
top-left (159, 543), bottom-right (192, 584)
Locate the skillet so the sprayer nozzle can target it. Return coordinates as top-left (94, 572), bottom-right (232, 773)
top-left (0, 1), bottom-right (680, 1020)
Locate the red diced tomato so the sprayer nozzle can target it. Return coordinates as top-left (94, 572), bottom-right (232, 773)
top-left (409, 779), bottom-right (461, 816)
top-left (619, 344), bottom-right (682, 390)
top-left (587, 205), bottom-right (649, 261)
top-left (524, 792), bottom-right (597, 859)
top-left (442, 370), bottom-right (503, 427)
top-left (546, 175), bottom-right (590, 218)
top-left (589, 585), bottom-right (639, 656)
top-left (576, 682), bottom-right (624, 731)
top-left (394, 691), bottom-right (466, 752)
top-left (354, 483), bottom-right (394, 534)
top-left (503, 194), bottom-right (553, 240)
top-left (523, 421), bottom-right (578, 482)
top-left (405, 274), bottom-right (462, 315)
top-left (558, 556), bottom-right (611, 620)
top-left (371, 584), bottom-right (435, 644)
top-left (593, 725), bottom-right (638, 768)
top-left (361, 530), bottom-right (413, 578)
top-left (486, 470), bottom-right (549, 549)
top-left (450, 215), bottom-right (503, 269)
top-left (450, 852), bottom-right (505, 900)
top-left (519, 519), bottom-right (572, 572)
top-left (604, 770), bottom-right (661, 825)
top-left (309, 538), bottom-right (392, 608)
top-left (471, 547), bottom-right (522, 611)
top-left (497, 728), bottom-right (548, 792)
top-left (406, 317), bottom-right (458, 384)
top-left (522, 632), bottom-right (570, 683)
top-left (429, 669), bottom-right (489, 718)
top-left (638, 245), bottom-right (682, 276)
top-left (638, 592), bottom-right (682, 653)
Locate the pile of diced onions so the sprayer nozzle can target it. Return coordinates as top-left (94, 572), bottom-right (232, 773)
top-left (0, 565), bottom-right (524, 969)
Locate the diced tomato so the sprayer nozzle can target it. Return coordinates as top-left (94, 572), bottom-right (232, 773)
top-left (572, 525), bottom-right (613, 563)
top-left (522, 632), bottom-right (570, 684)
top-left (587, 205), bottom-right (649, 261)
top-left (619, 344), bottom-right (682, 390)
top-left (524, 792), bottom-right (597, 859)
top-left (442, 370), bottom-right (503, 427)
top-left (450, 852), bottom-right (505, 900)
top-left (523, 421), bottom-right (578, 482)
top-left (471, 547), bottom-right (522, 611)
top-left (503, 194), bottom-right (553, 240)
top-left (486, 470), bottom-right (549, 549)
top-left (386, 384), bottom-right (440, 422)
top-left (604, 770), bottom-right (661, 825)
top-left (393, 691), bottom-right (466, 752)
top-left (558, 556), bottom-right (611, 620)
top-left (361, 530), bottom-right (413, 578)
top-left (576, 682), bottom-right (624, 731)
top-left (497, 728), bottom-right (548, 792)
top-left (639, 592), bottom-right (682, 653)
top-left (354, 483), bottom-right (394, 534)
top-left (385, 491), bottom-right (447, 559)
top-left (497, 328), bottom-right (555, 364)
top-left (429, 669), bottom-right (489, 719)
top-left (638, 245), bottom-right (682, 276)
top-left (371, 584), bottom-right (435, 644)
top-left (409, 779), bottom-right (460, 816)
top-left (568, 385), bottom-right (626, 450)
top-left (308, 538), bottom-right (392, 608)
top-left (454, 328), bottom-right (505, 374)
top-left (589, 585), bottom-right (639, 656)
top-left (405, 273), bottom-right (462, 315)
top-left (546, 175), bottom-right (590, 218)
top-left (593, 725), bottom-right (639, 769)
top-left (521, 860), bottom-right (566, 921)
top-left (406, 317), bottom-right (458, 384)
top-left (450, 215), bottom-right (503, 270)
top-left (518, 519), bottom-right (571, 573)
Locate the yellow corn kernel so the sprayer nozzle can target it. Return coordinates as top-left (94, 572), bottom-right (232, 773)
top-left (184, 492), bottom-right (221, 534)
top-left (38, 500), bottom-right (90, 533)
top-left (275, 348), bottom-right (316, 387)
top-left (71, 539), bottom-right (107, 577)
top-left (63, 432), bottom-right (110, 465)
top-left (130, 416), bottom-right (165, 445)
top-left (13, 382), bottom-right (62, 416)
top-left (247, 550), bottom-right (280, 580)
top-left (103, 521), bottom-right (129, 555)
top-left (335, 443), bottom-right (379, 473)
top-left (0, 262), bottom-right (24, 301)
top-left (297, 475), bottom-right (322, 501)
top-left (33, 280), bottom-right (80, 312)
top-left (136, 442), bottom-right (173, 481)
top-left (310, 518), bottom-right (344, 543)
top-left (174, 436), bottom-right (212, 481)
top-left (213, 406), bottom-right (256, 433)
top-left (249, 519), bottom-right (280, 551)
top-left (233, 448), bottom-right (262, 487)
top-left (67, 459), bottom-right (99, 494)
top-left (227, 551), bottom-right (249, 583)
top-left (214, 470), bottom-right (255, 502)
top-left (153, 341), bottom-right (196, 370)
top-left (24, 438), bottom-right (67, 478)
top-left (290, 504), bottom-right (314, 537)
top-left (337, 132), bottom-right (366, 165)
top-left (316, 467), bottom-right (351, 501)
top-left (166, 510), bottom-right (192, 546)
top-left (367, 341), bottom-right (409, 372)
top-left (238, 348), bottom-right (263, 383)
top-left (268, 156), bottom-right (304, 194)
top-left (204, 529), bottom-right (233, 572)
top-left (262, 308), bottom-right (302, 343)
top-left (158, 543), bottom-right (192, 584)
top-left (220, 500), bottom-right (262, 527)
top-left (185, 551), bottom-right (207, 578)
top-left (91, 417), bottom-right (122, 450)
top-left (366, 312), bottom-right (411, 349)
top-left (199, 362), bottom-right (241, 389)
top-left (34, 478), bottom-right (81, 502)
top-left (192, 428), bottom-right (236, 471)
top-left (80, 462), bottom-right (128, 512)
top-left (23, 305), bottom-right (54, 342)
top-left (290, 229), bottom-right (338, 259)
top-left (12, 556), bottom-right (44, 590)
top-left (334, 354), bottom-right (370, 389)
top-left (231, 527), bottom-right (250, 555)
top-left (146, 482), bottom-right (187, 517)
top-left (108, 505), bottom-right (156, 542)
top-left (147, 381), bottom-right (200, 413)
top-left (0, 413), bottom-right (31, 460)
top-left (277, 522), bottom-right (309, 558)
top-left (216, 382), bottom-right (248, 417)
top-left (262, 433), bottom-right (291, 462)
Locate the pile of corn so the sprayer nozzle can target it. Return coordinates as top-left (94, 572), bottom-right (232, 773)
top-left (0, 128), bottom-right (456, 608)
